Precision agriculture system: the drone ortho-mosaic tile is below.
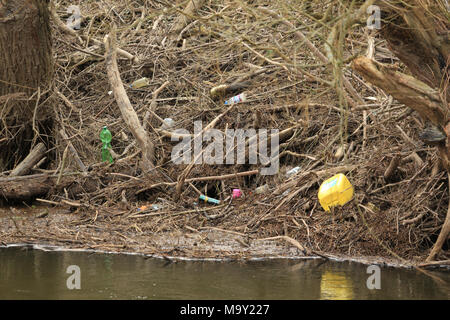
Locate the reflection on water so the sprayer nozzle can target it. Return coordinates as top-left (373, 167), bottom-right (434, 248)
top-left (320, 271), bottom-right (354, 300)
top-left (0, 247), bottom-right (448, 299)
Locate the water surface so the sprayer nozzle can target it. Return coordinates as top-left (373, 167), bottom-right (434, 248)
top-left (0, 247), bottom-right (448, 299)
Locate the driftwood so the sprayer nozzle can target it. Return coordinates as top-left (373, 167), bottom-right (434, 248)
top-left (9, 142), bottom-right (46, 177)
top-left (50, 4), bottom-right (138, 63)
top-left (0, 174), bottom-right (71, 200)
top-left (171, 0), bottom-right (206, 35)
top-left (258, 6), bottom-right (365, 108)
top-left (104, 29), bottom-right (155, 173)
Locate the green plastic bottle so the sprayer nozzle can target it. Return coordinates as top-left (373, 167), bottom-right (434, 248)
top-left (100, 126), bottom-right (113, 163)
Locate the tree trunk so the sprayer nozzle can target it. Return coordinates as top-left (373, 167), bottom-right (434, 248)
top-left (0, 0), bottom-right (53, 171)
top-left (351, 0), bottom-right (449, 261)
top-left (378, 2), bottom-right (449, 102)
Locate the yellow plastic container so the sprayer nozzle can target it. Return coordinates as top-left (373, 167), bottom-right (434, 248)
top-left (318, 173), bottom-right (354, 212)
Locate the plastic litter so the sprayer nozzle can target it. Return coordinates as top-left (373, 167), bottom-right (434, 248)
top-left (160, 118), bottom-right (175, 130)
top-left (100, 126), bottom-right (113, 163)
top-left (137, 204), bottom-right (162, 212)
top-left (130, 77), bottom-right (150, 89)
top-left (255, 184), bottom-right (269, 194)
top-left (232, 189), bottom-right (242, 199)
top-left (224, 93), bottom-right (246, 105)
top-left (318, 173), bottom-right (354, 212)
top-left (286, 166), bottom-right (301, 178)
top-left (199, 194), bottom-right (220, 205)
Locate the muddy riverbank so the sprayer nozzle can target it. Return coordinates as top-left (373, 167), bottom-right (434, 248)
top-left (0, 203), bottom-right (443, 269)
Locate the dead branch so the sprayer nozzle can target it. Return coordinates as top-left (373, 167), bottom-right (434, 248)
top-left (143, 80), bottom-right (170, 131)
top-left (256, 235), bottom-right (308, 255)
top-left (352, 57), bottom-right (447, 126)
top-left (171, 0), bottom-right (206, 35)
top-left (59, 129), bottom-right (87, 173)
top-left (384, 155), bottom-right (401, 181)
top-left (104, 29), bottom-right (155, 172)
top-left (51, 4), bottom-right (138, 63)
top-left (0, 173), bottom-right (72, 200)
top-left (9, 142), bottom-right (46, 177)
top-left (426, 172), bottom-right (450, 262)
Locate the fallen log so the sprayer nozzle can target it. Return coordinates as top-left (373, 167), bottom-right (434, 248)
top-left (1, 174), bottom-right (52, 200)
top-left (0, 173), bottom-right (76, 200)
top-left (9, 142), bottom-right (46, 177)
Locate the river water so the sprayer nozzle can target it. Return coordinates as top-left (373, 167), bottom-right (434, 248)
top-left (0, 246), bottom-right (448, 300)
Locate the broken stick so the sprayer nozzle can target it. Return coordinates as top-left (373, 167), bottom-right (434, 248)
top-left (9, 142), bottom-right (46, 177)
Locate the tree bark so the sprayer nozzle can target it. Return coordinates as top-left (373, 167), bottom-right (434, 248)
top-left (0, 0), bottom-right (53, 101)
top-left (0, 0), bottom-right (53, 171)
